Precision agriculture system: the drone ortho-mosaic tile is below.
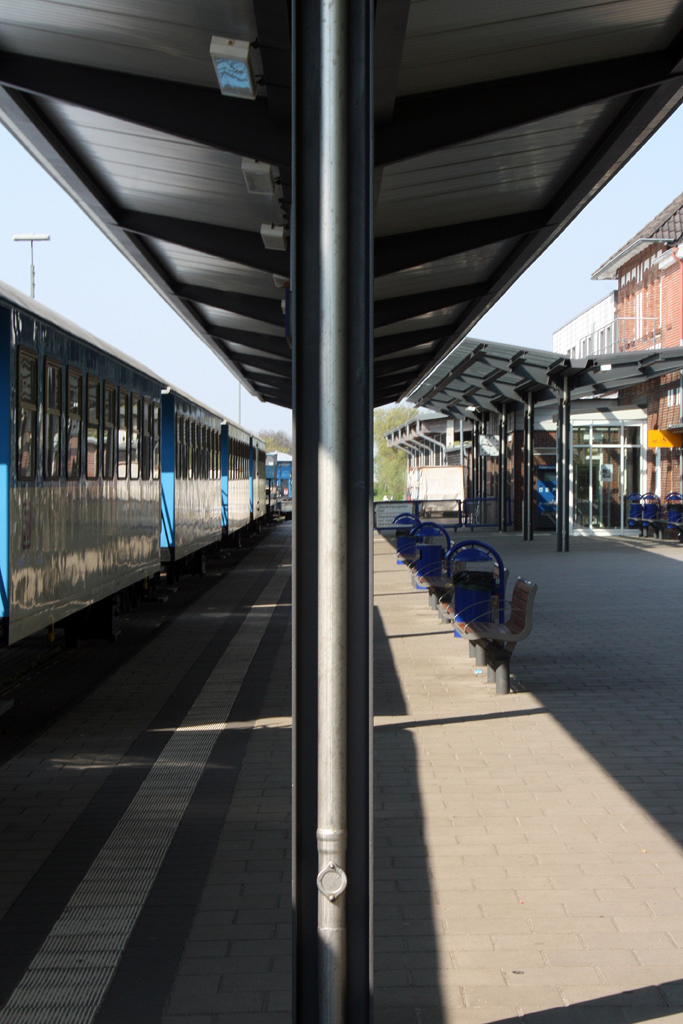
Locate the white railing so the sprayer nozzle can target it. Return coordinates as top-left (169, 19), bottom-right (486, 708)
top-left (567, 318), bottom-right (660, 358)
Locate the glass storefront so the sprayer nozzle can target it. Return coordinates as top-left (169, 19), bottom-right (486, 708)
top-left (572, 423), bottom-right (641, 530)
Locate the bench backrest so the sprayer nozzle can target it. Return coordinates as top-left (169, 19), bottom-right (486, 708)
top-left (509, 578), bottom-right (537, 638)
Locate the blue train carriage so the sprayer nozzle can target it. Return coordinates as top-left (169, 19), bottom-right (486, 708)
top-left (0, 281), bottom-right (162, 645)
top-left (220, 419), bottom-right (251, 538)
top-left (160, 388), bottom-right (222, 566)
top-left (250, 435), bottom-right (267, 524)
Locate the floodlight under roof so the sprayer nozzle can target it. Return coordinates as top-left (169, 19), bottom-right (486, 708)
top-left (241, 157), bottom-right (274, 195)
top-left (210, 37), bottom-right (256, 99)
top-left (261, 223), bottom-right (287, 251)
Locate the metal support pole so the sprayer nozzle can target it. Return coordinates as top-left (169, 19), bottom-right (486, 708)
top-left (502, 405), bottom-right (509, 531)
top-left (292, 0), bottom-right (373, 1019)
top-left (292, 0), bottom-right (322, 1014)
top-left (460, 418), bottom-right (465, 487)
top-left (528, 401), bottom-right (532, 540)
top-left (473, 420), bottom-right (479, 498)
top-left (498, 409), bottom-right (505, 531)
top-left (563, 379), bottom-right (570, 552)
top-left (556, 389), bottom-right (564, 552)
top-left (317, 0), bottom-right (349, 1011)
top-left (524, 394), bottom-right (535, 541)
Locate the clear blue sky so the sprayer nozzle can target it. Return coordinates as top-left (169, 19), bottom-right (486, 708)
top-left (2, 102), bottom-right (683, 426)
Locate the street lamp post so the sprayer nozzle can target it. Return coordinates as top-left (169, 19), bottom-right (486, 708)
top-left (12, 234), bottom-right (50, 298)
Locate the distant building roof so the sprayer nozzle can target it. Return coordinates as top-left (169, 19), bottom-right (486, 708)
top-left (592, 191), bottom-right (683, 280)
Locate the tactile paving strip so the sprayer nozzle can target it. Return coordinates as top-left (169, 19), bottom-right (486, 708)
top-left (0, 564), bottom-right (290, 1024)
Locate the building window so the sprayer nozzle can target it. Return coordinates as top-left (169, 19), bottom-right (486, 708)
top-left (17, 348), bottom-right (37, 479)
top-left (44, 360), bottom-right (62, 480)
top-left (666, 386), bottom-right (680, 408)
top-left (67, 369), bottom-right (82, 479)
top-left (86, 375), bottom-right (100, 479)
top-left (118, 389), bottom-right (129, 479)
top-left (103, 383), bottom-right (116, 479)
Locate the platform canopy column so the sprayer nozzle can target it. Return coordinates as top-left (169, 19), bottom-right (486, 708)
top-left (523, 392), bottom-right (535, 541)
top-left (498, 405), bottom-right (508, 532)
top-left (557, 378), bottom-right (571, 552)
top-left (291, 0), bottom-right (374, 1020)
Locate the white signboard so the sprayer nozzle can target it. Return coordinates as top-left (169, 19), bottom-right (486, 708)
top-left (600, 463), bottom-right (613, 482)
top-left (374, 501), bottom-right (413, 528)
top-left (479, 434), bottom-right (500, 456)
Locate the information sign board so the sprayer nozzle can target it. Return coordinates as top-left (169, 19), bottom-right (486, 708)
top-left (374, 501), bottom-right (413, 528)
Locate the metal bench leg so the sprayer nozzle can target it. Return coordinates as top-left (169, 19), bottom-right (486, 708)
top-left (487, 662), bottom-right (495, 683)
top-left (468, 640), bottom-right (477, 658)
top-left (475, 644), bottom-right (487, 668)
top-left (429, 591), bottom-right (438, 610)
top-left (495, 659), bottom-right (510, 695)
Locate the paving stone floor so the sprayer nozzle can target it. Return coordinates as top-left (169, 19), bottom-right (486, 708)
top-left (372, 530), bottom-right (683, 1024)
top-left (1, 526), bottom-right (683, 1023)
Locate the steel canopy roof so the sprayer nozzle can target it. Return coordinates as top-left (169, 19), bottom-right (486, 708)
top-left (1, 2), bottom-right (683, 408)
top-left (409, 335), bottom-right (683, 419)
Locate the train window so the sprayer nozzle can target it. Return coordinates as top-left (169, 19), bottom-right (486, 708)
top-left (42, 360), bottom-right (62, 480)
top-left (86, 375), bottom-right (100, 479)
top-left (102, 384), bottom-right (115, 480)
top-left (182, 416), bottom-right (188, 479)
top-left (175, 414), bottom-right (181, 479)
top-left (195, 421), bottom-right (200, 479)
top-left (202, 425), bottom-right (207, 479)
top-left (187, 420), bottom-right (193, 480)
top-left (17, 348), bottom-right (37, 479)
top-left (152, 402), bottom-right (160, 479)
top-left (130, 394), bottom-right (140, 479)
top-left (117, 389), bottom-right (129, 479)
top-left (67, 369), bottom-right (82, 479)
top-left (141, 397), bottom-right (151, 480)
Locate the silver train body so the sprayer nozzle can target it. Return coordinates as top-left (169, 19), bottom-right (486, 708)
top-left (0, 282), bottom-right (266, 645)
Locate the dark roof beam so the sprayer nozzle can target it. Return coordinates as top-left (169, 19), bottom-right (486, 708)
top-left (236, 354), bottom-right (292, 378)
top-left (376, 45), bottom-right (683, 166)
top-left (373, 326), bottom-right (451, 358)
top-left (0, 51), bottom-right (290, 166)
top-left (374, 354), bottom-right (426, 381)
top-left (118, 210), bottom-right (289, 277)
top-left (252, 0), bottom-right (292, 127)
top-left (374, 283), bottom-right (486, 329)
top-left (375, 211), bottom-right (546, 277)
top-left (177, 283), bottom-right (284, 327)
top-left (210, 326), bottom-right (288, 356)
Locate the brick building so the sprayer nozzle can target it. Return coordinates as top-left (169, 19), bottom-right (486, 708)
top-left (550, 192), bottom-right (683, 526)
top-left (592, 192), bottom-right (683, 498)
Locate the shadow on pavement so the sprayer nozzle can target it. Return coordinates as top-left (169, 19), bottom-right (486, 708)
top-left (373, 603), bottom-right (445, 1024)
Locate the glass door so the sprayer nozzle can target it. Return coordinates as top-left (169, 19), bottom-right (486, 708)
top-left (573, 423), bottom-right (643, 531)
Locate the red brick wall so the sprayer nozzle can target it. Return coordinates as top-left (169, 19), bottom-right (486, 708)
top-left (616, 244), bottom-right (682, 349)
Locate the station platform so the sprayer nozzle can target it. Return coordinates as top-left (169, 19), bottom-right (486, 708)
top-left (0, 525), bottom-right (682, 1023)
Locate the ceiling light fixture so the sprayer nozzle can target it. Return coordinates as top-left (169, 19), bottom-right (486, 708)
top-left (241, 157), bottom-right (274, 195)
top-left (210, 37), bottom-right (256, 99)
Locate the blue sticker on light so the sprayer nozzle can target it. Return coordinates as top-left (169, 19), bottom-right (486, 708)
top-left (214, 58), bottom-right (251, 94)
